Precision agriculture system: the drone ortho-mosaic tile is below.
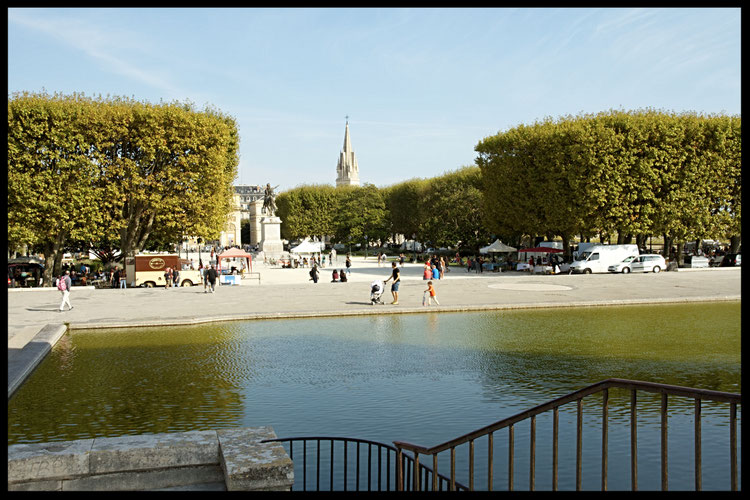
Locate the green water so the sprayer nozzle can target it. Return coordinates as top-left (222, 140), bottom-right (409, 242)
top-left (8, 302), bottom-right (741, 490)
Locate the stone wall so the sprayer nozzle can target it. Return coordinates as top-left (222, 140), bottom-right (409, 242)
top-left (8, 427), bottom-right (293, 491)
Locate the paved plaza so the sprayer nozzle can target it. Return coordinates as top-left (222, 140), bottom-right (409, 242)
top-left (7, 256), bottom-right (741, 396)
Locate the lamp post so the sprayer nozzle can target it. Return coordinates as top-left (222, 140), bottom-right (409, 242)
top-left (364, 235), bottom-right (368, 260)
top-left (412, 233), bottom-right (417, 263)
top-left (197, 237), bottom-right (203, 268)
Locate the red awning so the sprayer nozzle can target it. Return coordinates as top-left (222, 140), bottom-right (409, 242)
top-left (217, 248), bottom-right (253, 272)
top-left (518, 247), bottom-right (564, 253)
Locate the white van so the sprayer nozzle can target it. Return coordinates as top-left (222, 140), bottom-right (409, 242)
top-left (569, 245), bottom-right (639, 274)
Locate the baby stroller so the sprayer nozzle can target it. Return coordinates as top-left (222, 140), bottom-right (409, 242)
top-left (370, 280), bottom-right (385, 305)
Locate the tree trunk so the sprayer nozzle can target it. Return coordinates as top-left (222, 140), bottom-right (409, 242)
top-left (635, 234), bottom-right (647, 251)
top-left (662, 234), bottom-right (673, 259)
top-left (730, 235), bottom-right (741, 254)
top-left (41, 232), bottom-right (65, 286)
top-left (560, 231), bottom-right (570, 258)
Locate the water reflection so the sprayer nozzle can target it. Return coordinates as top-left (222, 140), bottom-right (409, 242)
top-left (8, 302), bottom-right (740, 490)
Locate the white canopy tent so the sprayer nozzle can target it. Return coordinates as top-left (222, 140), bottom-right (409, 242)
top-left (479, 239), bottom-right (517, 254)
top-left (290, 239), bottom-right (324, 254)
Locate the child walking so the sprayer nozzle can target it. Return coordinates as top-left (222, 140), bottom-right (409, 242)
top-left (424, 280), bottom-right (440, 306)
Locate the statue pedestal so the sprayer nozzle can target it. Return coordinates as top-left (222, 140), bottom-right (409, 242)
top-left (259, 216), bottom-right (284, 258)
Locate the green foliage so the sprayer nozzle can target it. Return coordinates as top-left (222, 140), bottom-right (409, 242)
top-left (419, 166), bottom-right (491, 251)
top-left (332, 184), bottom-right (389, 246)
top-left (8, 91), bottom-right (239, 284)
top-left (476, 110), bottom-right (741, 253)
top-left (276, 184), bottom-right (338, 240)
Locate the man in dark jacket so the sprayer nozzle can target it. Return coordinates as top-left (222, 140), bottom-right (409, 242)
top-left (206, 265), bottom-right (218, 293)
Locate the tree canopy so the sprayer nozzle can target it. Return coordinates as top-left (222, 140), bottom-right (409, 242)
top-left (8, 92), bottom-right (239, 284)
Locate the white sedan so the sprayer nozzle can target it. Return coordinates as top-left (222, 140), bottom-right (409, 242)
top-left (608, 255), bottom-right (637, 273)
top-left (630, 254), bottom-right (666, 273)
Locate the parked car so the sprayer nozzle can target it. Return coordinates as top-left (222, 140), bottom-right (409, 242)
top-left (719, 253), bottom-right (741, 267)
top-left (608, 255), bottom-right (638, 273)
top-left (629, 254), bottom-right (666, 273)
top-left (683, 255), bottom-right (710, 268)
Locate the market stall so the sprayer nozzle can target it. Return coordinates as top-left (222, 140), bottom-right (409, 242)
top-left (216, 248), bottom-right (253, 285)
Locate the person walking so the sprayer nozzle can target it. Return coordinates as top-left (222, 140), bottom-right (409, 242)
top-left (345, 254), bottom-right (352, 275)
top-left (173, 267), bottom-right (180, 288)
top-left (57, 270), bottom-right (73, 312)
top-left (424, 280), bottom-right (440, 306)
top-left (383, 262), bottom-right (401, 305)
top-left (164, 267), bottom-right (172, 289)
top-left (119, 269), bottom-right (127, 289)
top-left (206, 265), bottom-right (218, 293)
top-left (309, 265), bottom-right (319, 283)
top-left (111, 267), bottom-right (120, 288)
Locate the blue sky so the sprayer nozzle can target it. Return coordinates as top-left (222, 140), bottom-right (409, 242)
top-left (8, 7), bottom-right (741, 192)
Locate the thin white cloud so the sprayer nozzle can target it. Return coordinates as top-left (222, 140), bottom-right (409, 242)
top-left (8, 9), bottom-right (184, 98)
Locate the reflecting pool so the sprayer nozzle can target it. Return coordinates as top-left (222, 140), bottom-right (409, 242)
top-left (8, 302), bottom-right (741, 490)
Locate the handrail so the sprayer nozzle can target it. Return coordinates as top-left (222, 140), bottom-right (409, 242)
top-left (393, 378), bottom-right (741, 491)
top-left (262, 435), bottom-right (468, 491)
top-left (394, 378), bottom-right (740, 455)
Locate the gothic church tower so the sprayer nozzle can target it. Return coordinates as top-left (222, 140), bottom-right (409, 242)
top-left (336, 119), bottom-right (360, 187)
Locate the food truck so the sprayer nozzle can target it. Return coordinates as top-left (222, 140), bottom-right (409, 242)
top-left (124, 254), bottom-right (202, 287)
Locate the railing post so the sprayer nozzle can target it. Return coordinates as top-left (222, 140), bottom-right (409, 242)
top-left (432, 454), bottom-right (438, 491)
top-left (529, 415), bottom-right (536, 491)
top-left (488, 432), bottom-right (494, 491)
top-left (396, 447), bottom-right (403, 491)
top-left (694, 399), bottom-right (701, 491)
top-left (450, 446), bottom-right (456, 491)
top-left (553, 406), bottom-right (559, 491)
top-left (730, 402), bottom-right (737, 491)
top-left (469, 439), bottom-right (475, 491)
top-left (602, 388), bottom-right (608, 491)
top-left (576, 398), bottom-right (583, 491)
top-left (508, 425), bottom-right (514, 491)
top-left (413, 452), bottom-right (420, 491)
top-left (661, 392), bottom-right (668, 491)
top-left (631, 390), bottom-right (638, 491)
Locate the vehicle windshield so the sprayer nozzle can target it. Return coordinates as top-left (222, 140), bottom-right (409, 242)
top-left (576, 251), bottom-right (591, 261)
top-left (622, 256), bottom-right (635, 263)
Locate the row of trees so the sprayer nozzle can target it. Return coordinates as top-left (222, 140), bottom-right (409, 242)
top-left (275, 166), bottom-right (491, 253)
top-left (278, 110), bottom-right (740, 258)
top-left (476, 109), bottom-right (741, 256)
top-left (8, 92), bottom-right (239, 285)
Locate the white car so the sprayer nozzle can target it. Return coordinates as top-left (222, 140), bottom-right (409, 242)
top-left (629, 254), bottom-right (666, 273)
top-left (608, 255), bottom-right (637, 273)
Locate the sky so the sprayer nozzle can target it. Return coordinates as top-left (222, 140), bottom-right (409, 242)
top-left (7, 7), bottom-right (741, 192)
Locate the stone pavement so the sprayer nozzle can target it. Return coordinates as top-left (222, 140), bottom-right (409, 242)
top-left (7, 256), bottom-right (741, 397)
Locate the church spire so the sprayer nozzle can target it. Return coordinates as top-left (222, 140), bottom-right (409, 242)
top-left (336, 118), bottom-right (360, 187)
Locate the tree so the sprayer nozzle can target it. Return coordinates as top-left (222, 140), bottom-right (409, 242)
top-left (419, 166), bottom-right (490, 252)
top-left (332, 184), bottom-right (389, 250)
top-left (8, 92), bottom-right (239, 285)
top-left (382, 178), bottom-right (427, 243)
top-left (276, 184), bottom-right (338, 241)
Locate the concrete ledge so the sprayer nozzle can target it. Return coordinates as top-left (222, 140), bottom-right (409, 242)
top-left (8, 323), bottom-right (67, 398)
top-left (89, 430), bottom-right (219, 474)
top-left (8, 428), bottom-right (293, 491)
top-left (65, 295), bottom-right (742, 331)
top-left (8, 438), bottom-right (94, 482)
top-left (218, 427), bottom-right (293, 491)
top-left (61, 465), bottom-right (224, 491)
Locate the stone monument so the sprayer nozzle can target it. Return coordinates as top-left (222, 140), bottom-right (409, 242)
top-left (258, 183), bottom-right (283, 258)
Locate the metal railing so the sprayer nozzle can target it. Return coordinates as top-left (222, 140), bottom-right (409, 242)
top-left (261, 436), bottom-right (468, 491)
top-left (393, 378), bottom-right (741, 491)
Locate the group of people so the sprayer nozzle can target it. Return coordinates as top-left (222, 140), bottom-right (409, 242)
top-left (423, 255), bottom-right (448, 280)
top-left (308, 253), bottom-right (351, 283)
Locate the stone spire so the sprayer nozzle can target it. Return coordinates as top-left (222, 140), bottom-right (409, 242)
top-left (336, 119), bottom-right (360, 187)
